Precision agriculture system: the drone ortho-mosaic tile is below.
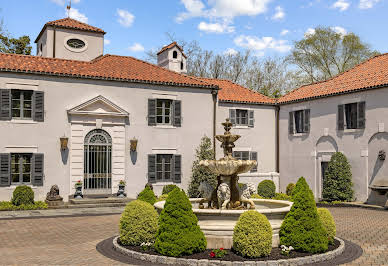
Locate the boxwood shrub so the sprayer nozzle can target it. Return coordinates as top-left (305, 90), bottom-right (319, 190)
top-left (155, 188), bottom-right (206, 257)
top-left (11, 185), bottom-right (34, 206)
top-left (119, 200), bottom-right (159, 246)
top-left (317, 208), bottom-right (336, 245)
top-left (0, 201), bottom-right (47, 211)
top-left (257, 180), bottom-right (276, 199)
top-left (162, 184), bottom-right (179, 195)
top-left (279, 177), bottom-right (328, 253)
top-left (233, 210), bottom-right (272, 258)
top-left (286, 183), bottom-right (295, 196)
top-left (137, 186), bottom-right (157, 205)
top-left (273, 193), bottom-right (291, 201)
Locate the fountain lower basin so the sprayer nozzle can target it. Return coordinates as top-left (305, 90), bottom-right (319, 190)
top-left (154, 198), bottom-right (292, 249)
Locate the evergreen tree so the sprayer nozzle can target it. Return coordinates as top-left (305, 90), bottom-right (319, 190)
top-left (322, 152), bottom-right (354, 202)
top-left (188, 136), bottom-right (217, 198)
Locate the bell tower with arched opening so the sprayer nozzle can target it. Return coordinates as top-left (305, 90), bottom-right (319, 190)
top-left (157, 42), bottom-right (187, 74)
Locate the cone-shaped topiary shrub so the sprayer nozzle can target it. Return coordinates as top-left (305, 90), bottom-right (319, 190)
top-left (322, 152), bottom-right (354, 202)
top-left (162, 184), bottom-right (179, 195)
top-left (157, 194), bottom-right (169, 202)
top-left (119, 200), bottom-right (159, 246)
top-left (317, 208), bottom-right (336, 245)
top-left (286, 183), bottom-right (295, 196)
top-left (155, 187), bottom-right (207, 257)
top-left (233, 210), bottom-right (272, 258)
top-left (12, 185), bottom-right (34, 206)
top-left (137, 186), bottom-right (157, 205)
top-left (257, 180), bottom-right (276, 198)
top-left (280, 177), bottom-right (328, 253)
top-left (291, 177), bottom-right (305, 201)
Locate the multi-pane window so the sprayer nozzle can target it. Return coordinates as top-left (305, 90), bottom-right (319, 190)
top-left (156, 154), bottom-right (173, 181)
top-left (236, 109), bottom-right (248, 126)
top-left (11, 90), bottom-right (33, 119)
top-left (289, 109), bottom-right (310, 134)
top-left (345, 103), bottom-right (358, 129)
top-left (234, 151), bottom-right (250, 161)
top-left (156, 99), bottom-right (172, 125)
top-left (11, 153), bottom-right (32, 184)
top-left (294, 110), bottom-right (304, 133)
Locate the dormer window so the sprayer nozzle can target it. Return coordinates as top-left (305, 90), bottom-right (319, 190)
top-left (173, 51), bottom-right (178, 59)
top-left (66, 38), bottom-right (85, 49)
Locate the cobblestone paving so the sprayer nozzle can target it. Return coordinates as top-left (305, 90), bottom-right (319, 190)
top-left (0, 207), bottom-right (386, 265)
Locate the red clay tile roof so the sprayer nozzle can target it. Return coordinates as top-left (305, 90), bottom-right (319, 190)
top-left (278, 53), bottom-right (388, 104)
top-left (199, 78), bottom-right (276, 105)
top-left (157, 42), bottom-right (187, 58)
top-left (0, 53), bottom-right (216, 89)
top-left (35, 18), bottom-right (105, 43)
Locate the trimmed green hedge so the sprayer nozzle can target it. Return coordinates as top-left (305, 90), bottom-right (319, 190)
top-left (12, 185), bottom-right (34, 206)
top-left (162, 185), bottom-right (179, 195)
top-left (279, 177), bottom-right (328, 254)
top-left (286, 183), bottom-right (295, 196)
top-left (257, 180), bottom-right (276, 199)
top-left (317, 208), bottom-right (336, 245)
top-left (155, 188), bottom-right (206, 257)
top-left (233, 210), bottom-right (272, 258)
top-left (119, 200), bottom-right (159, 246)
top-left (137, 186), bottom-right (157, 205)
top-left (0, 201), bottom-right (47, 211)
top-left (251, 193), bottom-right (263, 199)
top-left (273, 193), bottom-right (291, 201)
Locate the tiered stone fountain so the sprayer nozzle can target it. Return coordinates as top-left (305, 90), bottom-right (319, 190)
top-left (155, 119), bottom-right (292, 248)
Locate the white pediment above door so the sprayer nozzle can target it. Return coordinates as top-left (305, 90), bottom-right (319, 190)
top-left (67, 95), bottom-right (129, 117)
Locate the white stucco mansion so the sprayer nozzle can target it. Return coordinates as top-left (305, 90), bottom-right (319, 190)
top-left (0, 18), bottom-right (387, 206)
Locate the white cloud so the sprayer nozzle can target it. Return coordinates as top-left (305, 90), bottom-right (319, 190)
top-left (176, 0), bottom-right (206, 22)
top-left (198, 21), bottom-right (234, 33)
top-left (280, 29), bottom-right (289, 36)
top-left (104, 39), bottom-right (111, 45)
top-left (304, 28), bottom-right (316, 37)
top-left (359, 0), bottom-right (381, 9)
top-left (117, 9), bottom-right (135, 27)
top-left (332, 0), bottom-right (350, 11)
top-left (331, 26), bottom-right (347, 36)
top-left (128, 43), bottom-right (144, 52)
top-left (51, 0), bottom-right (80, 5)
top-left (272, 6), bottom-right (285, 20)
top-left (68, 8), bottom-right (88, 23)
top-left (234, 35), bottom-right (291, 54)
top-left (224, 48), bottom-right (238, 56)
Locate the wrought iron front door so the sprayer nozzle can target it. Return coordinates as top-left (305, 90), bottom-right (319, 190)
top-left (84, 129), bottom-right (112, 195)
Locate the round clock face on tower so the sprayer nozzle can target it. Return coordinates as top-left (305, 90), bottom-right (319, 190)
top-left (66, 38), bottom-right (86, 49)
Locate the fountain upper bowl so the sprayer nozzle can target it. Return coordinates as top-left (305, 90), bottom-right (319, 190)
top-left (199, 158), bottom-right (256, 175)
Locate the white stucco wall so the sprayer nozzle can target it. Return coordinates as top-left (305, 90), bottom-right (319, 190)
top-left (0, 73), bottom-right (214, 201)
top-left (217, 102), bottom-right (278, 190)
top-left (279, 87), bottom-right (388, 202)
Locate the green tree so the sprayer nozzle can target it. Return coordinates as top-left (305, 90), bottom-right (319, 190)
top-left (188, 136), bottom-right (218, 198)
top-left (322, 152), bottom-right (354, 202)
top-left (155, 188), bottom-right (206, 257)
top-left (288, 26), bottom-right (378, 84)
top-left (280, 177), bottom-right (328, 253)
top-left (0, 34), bottom-right (32, 55)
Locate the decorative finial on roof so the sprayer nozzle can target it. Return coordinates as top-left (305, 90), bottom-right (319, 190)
top-left (66, 0), bottom-right (71, 18)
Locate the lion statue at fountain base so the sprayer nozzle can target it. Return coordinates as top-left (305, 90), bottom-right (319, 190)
top-left (217, 182), bottom-right (231, 209)
top-left (198, 181), bottom-right (218, 209)
top-left (240, 183), bottom-right (257, 209)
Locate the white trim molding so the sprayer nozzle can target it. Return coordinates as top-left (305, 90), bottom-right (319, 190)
top-left (5, 146), bottom-right (38, 153)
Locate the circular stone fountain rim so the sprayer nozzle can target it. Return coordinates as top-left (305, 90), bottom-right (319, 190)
top-left (154, 198), bottom-right (293, 215)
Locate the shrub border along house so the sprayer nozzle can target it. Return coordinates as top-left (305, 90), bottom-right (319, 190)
top-left (0, 185), bottom-right (48, 211)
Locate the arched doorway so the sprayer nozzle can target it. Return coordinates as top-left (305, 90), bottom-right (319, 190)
top-left (316, 136), bottom-right (338, 199)
top-left (84, 129), bottom-right (112, 195)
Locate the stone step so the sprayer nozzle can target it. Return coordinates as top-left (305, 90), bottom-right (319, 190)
top-left (68, 197), bottom-right (133, 205)
top-left (48, 202), bottom-right (129, 209)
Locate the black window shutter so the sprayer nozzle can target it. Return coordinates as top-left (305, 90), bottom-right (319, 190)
top-left (229, 109), bottom-right (236, 125)
top-left (173, 154), bottom-right (181, 183)
top-left (248, 110), bottom-right (254, 127)
top-left (32, 153), bottom-right (44, 186)
top-left (357, 101), bottom-right (366, 129)
top-left (0, 153), bottom-right (10, 187)
top-left (33, 91), bottom-right (44, 122)
top-left (147, 154), bottom-right (156, 182)
top-left (288, 112), bottom-right (294, 134)
top-left (338, 105), bottom-right (344, 130)
top-left (0, 89), bottom-right (11, 121)
top-left (304, 109), bottom-right (310, 133)
top-left (148, 99), bottom-right (156, 126)
top-left (173, 100), bottom-right (182, 127)
top-left (250, 151), bottom-right (258, 173)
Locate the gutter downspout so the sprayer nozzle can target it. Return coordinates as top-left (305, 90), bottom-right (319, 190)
top-left (212, 89), bottom-right (218, 159)
top-left (53, 26), bottom-right (56, 58)
top-left (275, 105), bottom-right (280, 173)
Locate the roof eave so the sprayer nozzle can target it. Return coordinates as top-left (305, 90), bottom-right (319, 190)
top-left (219, 99), bottom-right (276, 106)
top-left (34, 24), bottom-right (106, 43)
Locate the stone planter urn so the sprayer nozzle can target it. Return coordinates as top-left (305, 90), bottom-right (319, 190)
top-left (74, 182), bottom-right (83, 199)
top-left (117, 181), bottom-right (127, 198)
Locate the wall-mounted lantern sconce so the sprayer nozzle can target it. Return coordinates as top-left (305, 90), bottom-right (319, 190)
top-left (60, 136), bottom-right (69, 151)
top-left (130, 137), bottom-right (138, 152)
top-left (378, 150), bottom-right (386, 161)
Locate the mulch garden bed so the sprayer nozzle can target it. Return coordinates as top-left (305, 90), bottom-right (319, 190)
top-left (117, 238), bottom-right (340, 262)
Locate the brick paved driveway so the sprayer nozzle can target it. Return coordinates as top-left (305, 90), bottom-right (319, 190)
top-left (0, 208), bottom-right (386, 265)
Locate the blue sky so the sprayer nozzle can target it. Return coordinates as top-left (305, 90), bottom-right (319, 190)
top-left (1, 0), bottom-right (387, 59)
